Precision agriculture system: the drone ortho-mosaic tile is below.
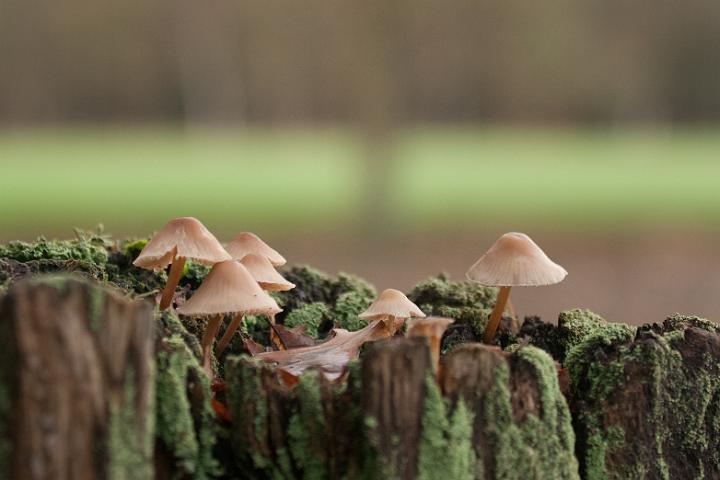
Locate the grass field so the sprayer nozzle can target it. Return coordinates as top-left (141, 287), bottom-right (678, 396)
top-left (1, 126), bottom-right (719, 239)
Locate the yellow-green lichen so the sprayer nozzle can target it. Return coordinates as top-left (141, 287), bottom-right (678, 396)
top-left (287, 371), bottom-right (328, 479)
top-left (155, 335), bottom-right (220, 479)
top-left (107, 367), bottom-right (155, 480)
top-left (417, 375), bottom-right (475, 480)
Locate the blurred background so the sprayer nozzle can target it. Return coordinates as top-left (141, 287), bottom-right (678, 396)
top-left (1, 0), bottom-right (720, 324)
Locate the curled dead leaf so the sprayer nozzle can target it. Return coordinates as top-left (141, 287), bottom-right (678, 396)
top-left (271, 323), bottom-right (316, 349)
top-left (257, 319), bottom-right (393, 381)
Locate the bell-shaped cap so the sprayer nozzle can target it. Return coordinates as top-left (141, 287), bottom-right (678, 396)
top-left (225, 232), bottom-right (286, 266)
top-left (359, 289), bottom-right (426, 320)
top-left (177, 261), bottom-right (282, 317)
top-left (466, 232), bottom-right (567, 287)
top-left (240, 253), bottom-right (295, 292)
top-left (133, 217), bottom-right (231, 269)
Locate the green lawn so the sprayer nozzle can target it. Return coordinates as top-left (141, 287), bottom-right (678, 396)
top-left (1, 126), bottom-right (719, 239)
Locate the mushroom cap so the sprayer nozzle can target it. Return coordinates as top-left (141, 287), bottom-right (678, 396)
top-left (133, 217), bottom-right (231, 269)
top-left (240, 253), bottom-right (295, 292)
top-left (225, 232), bottom-right (286, 267)
top-left (177, 260), bottom-right (282, 317)
top-left (406, 316), bottom-right (455, 338)
top-left (466, 232), bottom-right (567, 287)
top-left (359, 289), bottom-right (426, 320)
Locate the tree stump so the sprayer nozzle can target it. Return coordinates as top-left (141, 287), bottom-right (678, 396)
top-left (0, 276), bottom-right (154, 480)
top-left (566, 320), bottom-right (720, 480)
top-left (226, 337), bottom-right (576, 480)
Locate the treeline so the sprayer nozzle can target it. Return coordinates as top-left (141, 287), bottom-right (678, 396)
top-left (1, 0), bottom-right (719, 125)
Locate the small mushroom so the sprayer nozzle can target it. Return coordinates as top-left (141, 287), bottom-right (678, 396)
top-left (466, 232), bottom-right (567, 344)
top-left (359, 288), bottom-right (426, 335)
top-left (240, 253), bottom-right (295, 348)
top-left (225, 232), bottom-right (286, 266)
top-left (133, 217), bottom-right (230, 310)
top-left (240, 253), bottom-right (295, 291)
top-left (177, 260), bottom-right (281, 375)
top-left (406, 316), bottom-right (454, 375)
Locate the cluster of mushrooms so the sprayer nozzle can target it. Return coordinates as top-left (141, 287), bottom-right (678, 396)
top-left (133, 217), bottom-right (567, 378)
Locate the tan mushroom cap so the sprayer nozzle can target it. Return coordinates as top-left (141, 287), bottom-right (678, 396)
top-left (177, 260), bottom-right (282, 317)
top-left (240, 253), bottom-right (295, 292)
top-left (466, 232), bottom-right (567, 287)
top-left (225, 232), bottom-right (286, 267)
top-left (133, 217), bottom-right (231, 269)
top-left (359, 289), bottom-right (426, 320)
top-left (406, 316), bottom-right (454, 338)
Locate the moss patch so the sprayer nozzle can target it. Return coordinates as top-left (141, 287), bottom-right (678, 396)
top-left (567, 321), bottom-right (720, 479)
top-left (155, 332), bottom-right (220, 479)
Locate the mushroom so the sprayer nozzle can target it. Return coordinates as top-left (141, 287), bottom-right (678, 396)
top-left (359, 288), bottom-right (426, 336)
top-left (133, 217), bottom-right (231, 310)
top-left (466, 232), bottom-right (567, 344)
top-left (177, 260), bottom-right (281, 375)
top-left (406, 317), bottom-right (454, 375)
top-left (240, 253), bottom-right (295, 349)
top-left (225, 232), bottom-right (286, 266)
top-left (239, 253), bottom-right (295, 291)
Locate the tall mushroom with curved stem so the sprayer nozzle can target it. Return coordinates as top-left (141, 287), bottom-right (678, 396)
top-left (238, 253), bottom-right (295, 349)
top-left (177, 260), bottom-right (281, 376)
top-left (133, 217), bottom-right (230, 310)
top-left (359, 288), bottom-right (426, 336)
top-left (225, 232), bottom-right (286, 267)
top-left (466, 232), bottom-right (567, 344)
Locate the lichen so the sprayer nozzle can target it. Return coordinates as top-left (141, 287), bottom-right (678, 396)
top-left (155, 333), bottom-right (220, 479)
top-left (417, 375), bottom-right (475, 480)
top-left (567, 321), bottom-right (720, 479)
top-left (107, 367), bottom-right (155, 480)
top-left (522, 309), bottom-right (636, 363)
top-left (287, 371), bottom-right (328, 479)
top-left (480, 347), bottom-right (580, 479)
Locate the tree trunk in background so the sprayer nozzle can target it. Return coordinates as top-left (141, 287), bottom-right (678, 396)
top-left (0, 277), bottom-right (154, 480)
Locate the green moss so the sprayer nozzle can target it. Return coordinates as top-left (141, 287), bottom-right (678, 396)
top-left (663, 313), bottom-right (720, 333)
top-left (0, 236), bottom-right (109, 265)
top-left (155, 334), bottom-right (220, 479)
top-left (181, 261), bottom-right (210, 291)
top-left (122, 238), bottom-right (148, 258)
top-left (568, 322), bottom-right (720, 479)
top-left (285, 302), bottom-right (331, 338)
top-left (472, 347), bottom-right (579, 479)
top-left (107, 367), bottom-right (154, 480)
top-left (417, 376), bottom-right (475, 480)
top-left (287, 371), bottom-right (328, 479)
top-left (279, 266), bottom-right (376, 336)
top-left (334, 291), bottom-right (371, 331)
top-left (407, 275), bottom-right (499, 346)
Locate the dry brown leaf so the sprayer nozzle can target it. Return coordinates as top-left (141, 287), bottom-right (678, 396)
top-left (242, 336), bottom-right (266, 356)
top-left (271, 323), bottom-right (316, 349)
top-left (257, 319), bottom-right (393, 380)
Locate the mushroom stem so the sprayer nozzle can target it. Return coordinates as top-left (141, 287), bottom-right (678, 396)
top-left (269, 314), bottom-right (285, 350)
top-left (483, 286), bottom-right (512, 344)
top-left (216, 313), bottom-right (243, 356)
top-left (201, 314), bottom-right (224, 376)
top-left (159, 256), bottom-right (187, 310)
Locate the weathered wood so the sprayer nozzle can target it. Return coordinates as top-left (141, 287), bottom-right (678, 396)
top-left (0, 276), bottom-right (154, 480)
top-left (442, 344), bottom-right (579, 480)
top-left (566, 319), bottom-right (720, 480)
top-left (362, 337), bottom-right (432, 479)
